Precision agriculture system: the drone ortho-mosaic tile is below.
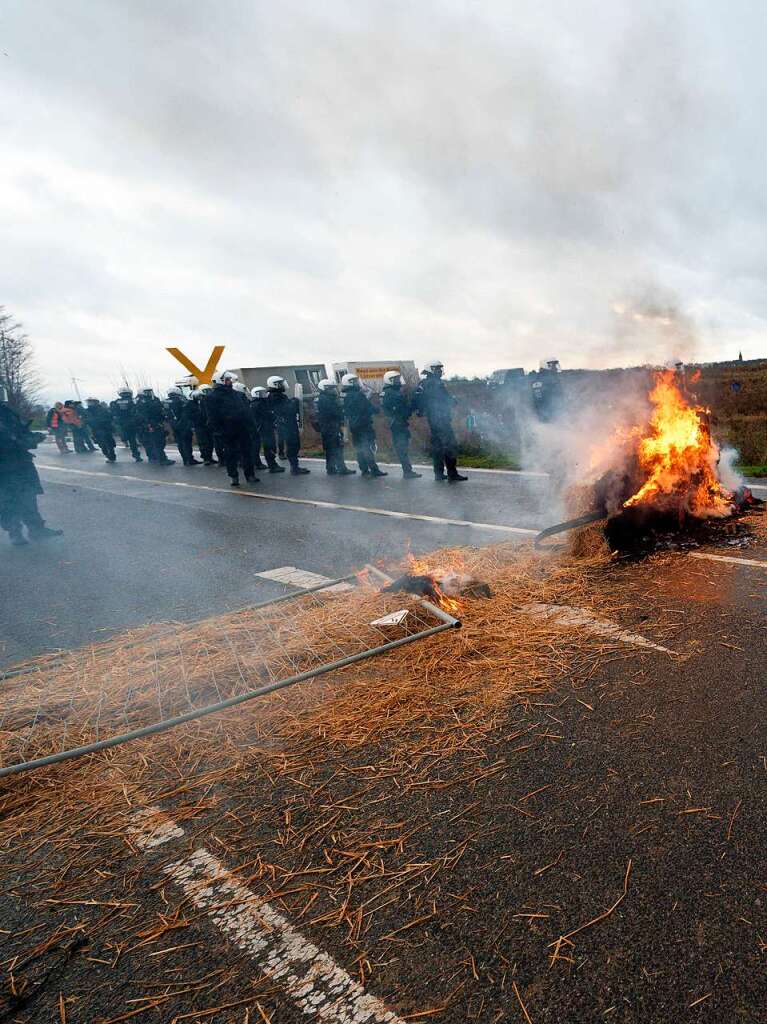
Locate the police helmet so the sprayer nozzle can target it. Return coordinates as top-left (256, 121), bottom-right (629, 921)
top-left (383, 371), bottom-right (402, 386)
top-left (118, 388), bottom-right (133, 398)
top-left (232, 381), bottom-right (246, 393)
top-left (425, 359), bottom-right (444, 373)
top-left (167, 387), bottom-right (183, 397)
top-left (250, 386), bottom-right (268, 399)
top-left (267, 375), bottom-right (287, 391)
top-left (317, 379), bottom-right (337, 392)
top-left (341, 373), bottom-right (360, 389)
top-left (141, 388), bottom-right (154, 397)
top-left (85, 397), bottom-right (100, 405)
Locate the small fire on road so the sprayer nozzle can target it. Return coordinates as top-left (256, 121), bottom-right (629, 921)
top-left (382, 553), bottom-right (492, 613)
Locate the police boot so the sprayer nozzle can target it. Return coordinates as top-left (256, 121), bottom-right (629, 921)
top-left (8, 527), bottom-right (28, 546)
top-left (403, 469), bottom-right (422, 479)
top-left (291, 466), bottom-right (311, 475)
top-left (369, 463), bottom-right (388, 477)
top-left (338, 465), bottom-right (356, 475)
top-left (230, 474), bottom-right (241, 487)
top-left (245, 474), bottom-right (260, 484)
top-left (28, 525), bottom-right (64, 541)
top-left (446, 457), bottom-right (467, 482)
top-left (268, 461), bottom-right (286, 473)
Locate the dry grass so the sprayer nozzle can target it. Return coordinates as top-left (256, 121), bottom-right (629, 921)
top-left (0, 541), bottom-right (676, 1021)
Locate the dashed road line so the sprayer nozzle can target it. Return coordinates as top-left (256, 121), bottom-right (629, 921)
top-left (689, 552), bottom-right (767, 569)
top-left (129, 807), bottom-right (406, 1023)
top-left (521, 603), bottom-right (673, 654)
top-left (256, 566), bottom-right (354, 592)
top-left (37, 463), bottom-right (539, 536)
top-left (128, 806), bottom-right (185, 850)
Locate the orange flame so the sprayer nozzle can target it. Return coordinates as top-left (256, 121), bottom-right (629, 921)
top-left (624, 370), bottom-right (732, 518)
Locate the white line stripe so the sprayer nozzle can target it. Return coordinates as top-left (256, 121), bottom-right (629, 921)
top-left (128, 806), bottom-right (185, 850)
top-left (37, 463), bottom-right (539, 536)
top-left (747, 484), bottom-right (767, 493)
top-left (521, 603), bottom-right (673, 654)
top-left (256, 566), bottom-right (353, 592)
top-left (128, 811), bottom-right (405, 1023)
top-left (167, 850), bottom-right (404, 1024)
top-left (689, 552), bottom-right (767, 568)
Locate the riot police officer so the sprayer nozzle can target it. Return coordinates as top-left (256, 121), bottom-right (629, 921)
top-left (190, 385), bottom-right (220, 465)
top-left (381, 371), bottom-right (421, 478)
top-left (415, 360), bottom-right (467, 482)
top-left (166, 387), bottom-right (200, 466)
top-left (110, 389), bottom-right (143, 462)
top-left (264, 377), bottom-right (310, 475)
top-left (315, 379), bottom-right (355, 475)
top-left (0, 385), bottom-right (63, 546)
top-left (248, 387), bottom-right (272, 471)
top-left (341, 374), bottom-right (387, 478)
top-left (83, 398), bottom-right (117, 462)
top-left (205, 372), bottom-right (258, 486)
top-left (135, 388), bottom-right (174, 465)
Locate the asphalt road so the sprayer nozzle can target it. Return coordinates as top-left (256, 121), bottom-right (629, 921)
top-left (3, 447), bottom-right (767, 1024)
top-left (2, 539), bottom-right (767, 1023)
top-left (1, 445), bottom-right (552, 667)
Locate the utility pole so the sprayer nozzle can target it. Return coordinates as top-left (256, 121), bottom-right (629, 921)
top-left (70, 376), bottom-right (83, 401)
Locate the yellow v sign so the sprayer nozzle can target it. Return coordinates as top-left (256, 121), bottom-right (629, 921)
top-left (166, 346), bottom-right (225, 385)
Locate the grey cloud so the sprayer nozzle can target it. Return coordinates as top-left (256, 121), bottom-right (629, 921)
top-left (1, 0), bottom-right (766, 402)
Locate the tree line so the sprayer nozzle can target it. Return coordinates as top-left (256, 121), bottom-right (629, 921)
top-left (0, 306), bottom-right (39, 418)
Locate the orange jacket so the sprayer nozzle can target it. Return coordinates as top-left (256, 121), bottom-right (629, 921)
top-left (60, 406), bottom-right (81, 427)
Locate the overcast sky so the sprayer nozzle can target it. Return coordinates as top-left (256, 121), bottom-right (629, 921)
top-left (2, 0), bottom-right (766, 400)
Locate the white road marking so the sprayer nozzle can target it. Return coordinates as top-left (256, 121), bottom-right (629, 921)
top-left (128, 810), bottom-right (405, 1023)
top-left (521, 603), bottom-right (673, 654)
top-left (747, 483), bottom-right (767, 493)
top-left (256, 566), bottom-right (353, 592)
top-left (689, 552), bottom-right (767, 569)
top-left (128, 806), bottom-right (185, 850)
top-left (37, 463), bottom-right (539, 536)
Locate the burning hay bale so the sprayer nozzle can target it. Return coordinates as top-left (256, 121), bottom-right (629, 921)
top-left (544, 368), bottom-right (764, 556)
top-left (382, 569), bottom-right (492, 602)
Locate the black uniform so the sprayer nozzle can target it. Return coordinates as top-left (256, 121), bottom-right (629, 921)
top-left (265, 391), bottom-right (308, 474)
top-left (189, 395), bottom-right (218, 464)
top-left (315, 390), bottom-right (354, 474)
top-left (72, 402), bottom-right (96, 451)
top-left (381, 383), bottom-right (420, 477)
top-left (166, 395), bottom-right (198, 465)
top-left (83, 401), bottom-right (117, 461)
top-left (416, 373), bottom-right (464, 481)
top-left (248, 397), bottom-right (272, 470)
top-left (110, 395), bottom-right (143, 461)
top-left (342, 388), bottom-right (386, 477)
top-left (0, 402), bottom-right (61, 544)
top-left (205, 384), bottom-right (255, 483)
top-left (135, 394), bottom-right (171, 464)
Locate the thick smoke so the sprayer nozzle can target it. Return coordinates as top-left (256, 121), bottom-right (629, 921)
top-left (494, 287), bottom-right (741, 520)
